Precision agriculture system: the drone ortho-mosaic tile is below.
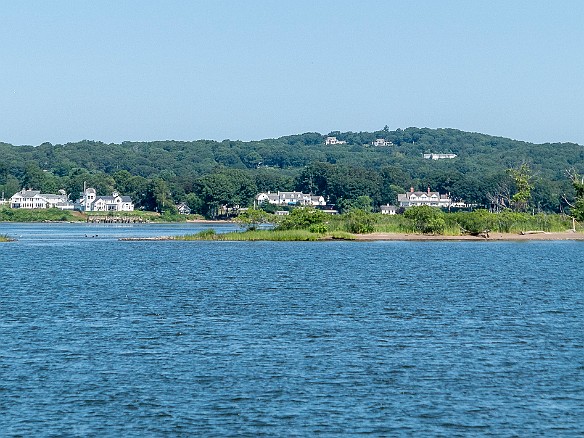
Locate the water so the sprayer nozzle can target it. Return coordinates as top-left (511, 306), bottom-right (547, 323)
top-left (1, 224), bottom-right (583, 436)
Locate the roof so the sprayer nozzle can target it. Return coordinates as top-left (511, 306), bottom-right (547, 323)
top-left (12, 190), bottom-right (41, 198)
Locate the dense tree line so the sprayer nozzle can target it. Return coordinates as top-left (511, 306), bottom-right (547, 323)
top-left (1, 128), bottom-right (583, 217)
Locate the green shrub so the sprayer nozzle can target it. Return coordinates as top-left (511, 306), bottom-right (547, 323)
top-left (345, 209), bottom-right (376, 234)
top-left (454, 209), bottom-right (494, 235)
top-left (276, 207), bottom-right (327, 230)
top-left (403, 206), bottom-right (446, 234)
top-left (308, 223), bottom-right (328, 234)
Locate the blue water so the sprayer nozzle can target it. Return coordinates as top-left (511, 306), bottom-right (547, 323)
top-left (1, 224), bottom-right (583, 436)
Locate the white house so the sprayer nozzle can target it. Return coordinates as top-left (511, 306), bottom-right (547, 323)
top-left (325, 136), bottom-right (347, 145)
top-left (372, 138), bottom-right (393, 147)
top-left (423, 153), bottom-right (457, 160)
top-left (255, 191), bottom-right (326, 207)
top-left (176, 203), bottom-right (191, 215)
top-left (380, 204), bottom-right (397, 215)
top-left (398, 187), bottom-right (451, 208)
top-left (10, 189), bottom-right (74, 210)
top-left (79, 188), bottom-right (134, 212)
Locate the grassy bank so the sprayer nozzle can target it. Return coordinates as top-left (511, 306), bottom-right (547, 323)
top-left (323, 209), bottom-right (579, 235)
top-left (0, 207), bottom-right (85, 222)
top-left (0, 206), bottom-right (205, 223)
top-left (175, 229), bottom-right (326, 241)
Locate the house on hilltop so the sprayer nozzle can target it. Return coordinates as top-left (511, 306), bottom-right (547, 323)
top-left (325, 136), bottom-right (347, 145)
top-left (423, 153), bottom-right (457, 160)
top-left (372, 138), bottom-right (393, 147)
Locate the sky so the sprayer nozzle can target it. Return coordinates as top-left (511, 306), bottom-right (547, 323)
top-left (1, 0), bottom-right (583, 146)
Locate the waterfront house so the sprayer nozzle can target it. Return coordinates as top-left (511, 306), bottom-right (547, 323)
top-left (9, 189), bottom-right (74, 210)
top-left (398, 187), bottom-right (451, 208)
top-left (255, 191), bottom-right (326, 207)
top-left (176, 203), bottom-right (191, 215)
top-left (79, 187), bottom-right (134, 212)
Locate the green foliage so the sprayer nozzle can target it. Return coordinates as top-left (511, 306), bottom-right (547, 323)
top-left (178, 229), bottom-right (321, 241)
top-left (308, 222), bottom-right (328, 234)
top-left (196, 169), bottom-right (257, 218)
top-left (276, 207), bottom-right (328, 230)
top-left (568, 171), bottom-right (584, 221)
top-left (453, 209), bottom-right (495, 235)
top-left (403, 206), bottom-right (446, 234)
top-left (328, 231), bottom-right (356, 240)
top-left (0, 127), bottom-right (582, 216)
top-left (235, 208), bottom-right (271, 231)
top-left (508, 164), bottom-right (533, 212)
top-left (344, 209), bottom-right (376, 234)
top-left (0, 206), bottom-right (83, 222)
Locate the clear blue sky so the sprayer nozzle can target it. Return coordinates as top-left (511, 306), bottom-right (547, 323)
top-left (1, 0), bottom-right (583, 146)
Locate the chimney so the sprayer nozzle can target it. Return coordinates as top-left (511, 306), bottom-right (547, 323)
top-left (427, 186), bottom-right (430, 194)
top-left (410, 187), bottom-right (414, 193)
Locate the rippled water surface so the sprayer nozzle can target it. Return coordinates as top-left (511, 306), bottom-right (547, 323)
top-left (1, 224), bottom-right (583, 436)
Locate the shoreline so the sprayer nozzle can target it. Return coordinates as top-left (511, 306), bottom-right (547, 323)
top-left (120, 230), bottom-right (584, 242)
top-left (350, 231), bottom-right (584, 241)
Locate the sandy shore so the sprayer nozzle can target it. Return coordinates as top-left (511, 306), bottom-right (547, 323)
top-left (353, 231), bottom-right (584, 241)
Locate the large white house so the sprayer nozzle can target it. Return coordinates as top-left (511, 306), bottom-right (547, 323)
top-left (255, 191), bottom-right (326, 207)
top-left (325, 136), bottom-right (347, 145)
top-left (423, 153), bottom-right (457, 160)
top-left (372, 138), bottom-right (393, 147)
top-left (10, 189), bottom-right (74, 210)
top-left (79, 188), bottom-right (134, 212)
top-left (398, 187), bottom-right (451, 208)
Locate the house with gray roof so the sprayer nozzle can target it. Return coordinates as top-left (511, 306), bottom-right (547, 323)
top-left (79, 188), bottom-right (134, 212)
top-left (398, 187), bottom-right (451, 208)
top-left (9, 189), bottom-right (74, 210)
top-left (255, 191), bottom-right (326, 207)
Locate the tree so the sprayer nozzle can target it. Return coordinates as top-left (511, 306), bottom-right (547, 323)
top-left (142, 178), bottom-right (175, 213)
top-left (196, 170), bottom-right (257, 218)
top-left (235, 208), bottom-right (271, 231)
top-left (508, 164), bottom-right (533, 212)
top-left (566, 170), bottom-right (584, 221)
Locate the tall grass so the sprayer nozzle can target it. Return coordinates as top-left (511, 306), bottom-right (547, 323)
top-left (176, 229), bottom-right (323, 241)
top-left (327, 210), bottom-right (577, 235)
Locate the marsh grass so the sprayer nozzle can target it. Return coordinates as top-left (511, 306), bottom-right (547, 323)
top-left (176, 229), bottom-right (324, 241)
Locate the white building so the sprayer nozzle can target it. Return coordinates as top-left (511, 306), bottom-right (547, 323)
top-left (372, 138), bottom-right (393, 147)
top-left (79, 188), bottom-right (134, 212)
top-left (9, 189), bottom-right (74, 210)
top-left (255, 191), bottom-right (326, 207)
top-left (398, 188), bottom-right (451, 208)
top-left (325, 136), bottom-right (347, 145)
top-left (380, 204), bottom-right (397, 215)
top-left (423, 153), bottom-right (457, 160)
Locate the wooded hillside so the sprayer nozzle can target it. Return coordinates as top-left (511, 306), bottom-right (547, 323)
top-left (1, 127), bottom-right (583, 216)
